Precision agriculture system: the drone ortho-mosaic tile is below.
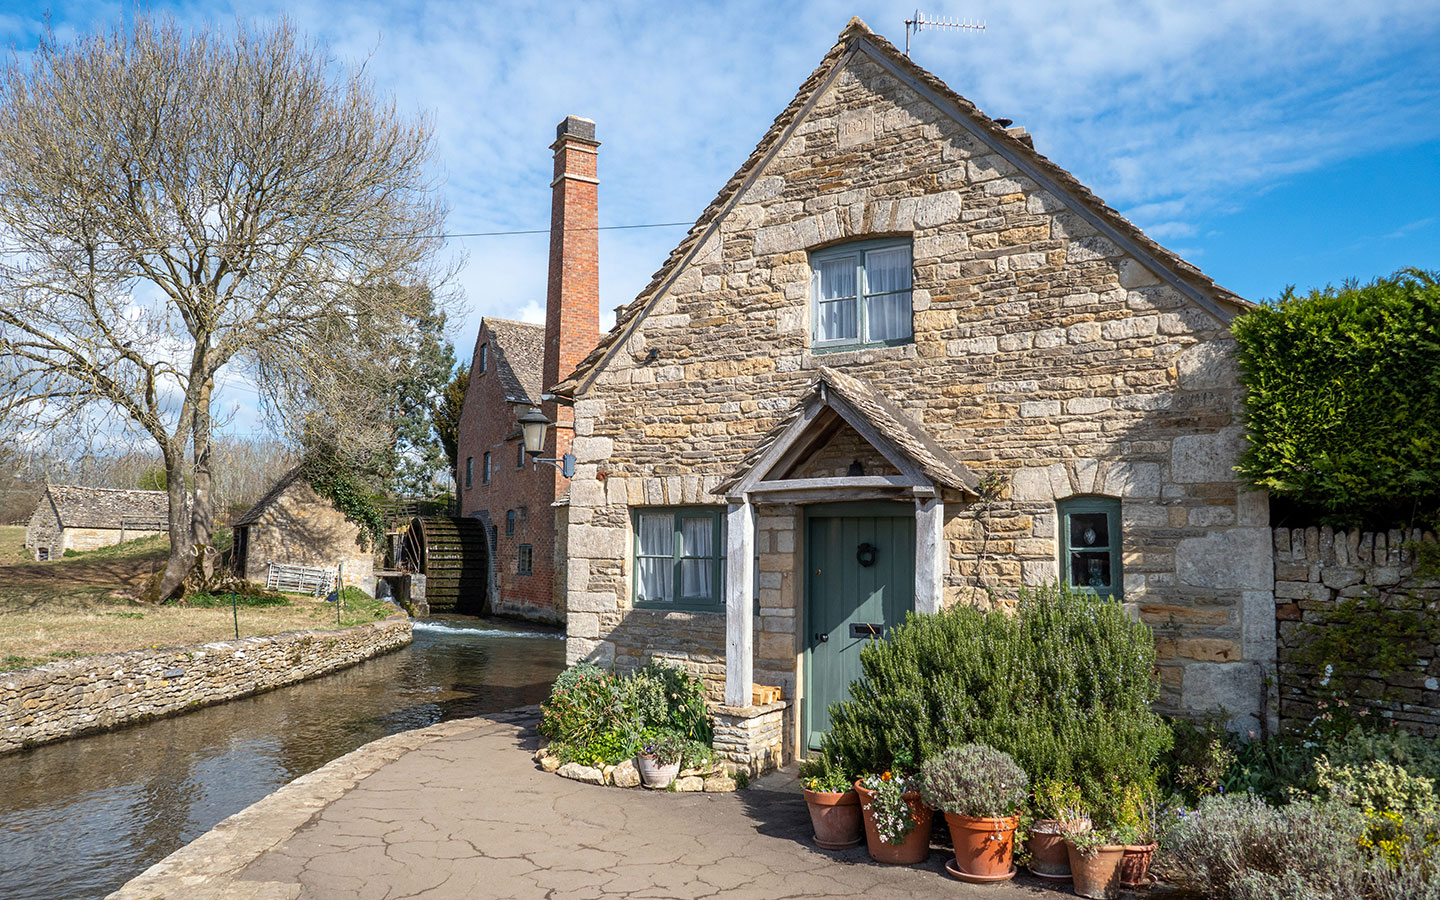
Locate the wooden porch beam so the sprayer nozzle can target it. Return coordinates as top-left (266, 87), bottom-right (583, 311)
top-left (725, 500), bottom-right (755, 707)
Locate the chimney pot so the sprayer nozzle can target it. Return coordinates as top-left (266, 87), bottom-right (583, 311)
top-left (557, 115), bottom-right (596, 142)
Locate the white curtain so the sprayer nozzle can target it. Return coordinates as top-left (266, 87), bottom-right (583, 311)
top-left (814, 255), bottom-right (858, 342)
top-left (637, 513), bottom-right (674, 603)
top-left (680, 517), bottom-right (713, 599)
top-left (864, 246), bottom-right (912, 342)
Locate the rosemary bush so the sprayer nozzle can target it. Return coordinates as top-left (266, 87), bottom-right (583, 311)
top-left (822, 582), bottom-right (1170, 812)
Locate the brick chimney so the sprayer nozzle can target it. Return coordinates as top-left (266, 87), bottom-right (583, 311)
top-left (543, 116), bottom-right (600, 398)
top-left (542, 116), bottom-right (600, 473)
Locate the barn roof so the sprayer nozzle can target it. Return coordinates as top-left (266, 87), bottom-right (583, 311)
top-left (232, 467), bottom-right (304, 527)
top-left (43, 485), bottom-right (172, 529)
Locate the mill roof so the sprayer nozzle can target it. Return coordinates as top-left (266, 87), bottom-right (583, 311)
top-left (232, 468), bottom-right (305, 527)
top-left (482, 317), bottom-right (545, 406)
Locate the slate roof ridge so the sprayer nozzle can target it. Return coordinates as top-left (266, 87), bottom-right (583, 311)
top-left (232, 467), bottom-right (305, 527)
top-left (552, 16), bottom-right (1246, 398)
top-left (713, 366), bottom-right (978, 495)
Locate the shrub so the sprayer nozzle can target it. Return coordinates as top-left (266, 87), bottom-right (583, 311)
top-left (539, 664), bottom-right (635, 748)
top-left (1164, 793), bottom-right (1368, 900)
top-left (1232, 268), bottom-right (1440, 528)
top-left (919, 743), bottom-right (1028, 818)
top-left (1164, 715), bottom-right (1237, 805)
top-left (1316, 757), bottom-right (1439, 818)
top-left (631, 660), bottom-right (712, 743)
top-left (821, 583), bottom-right (1170, 813)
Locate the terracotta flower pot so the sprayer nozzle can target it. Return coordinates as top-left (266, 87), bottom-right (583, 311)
top-left (1120, 842), bottom-right (1158, 887)
top-left (944, 812), bottom-right (1018, 882)
top-left (802, 788), bottom-right (864, 849)
top-left (635, 755), bottom-right (679, 789)
top-left (854, 780), bottom-right (933, 865)
top-left (1024, 820), bottom-right (1072, 881)
top-left (1066, 840), bottom-right (1127, 900)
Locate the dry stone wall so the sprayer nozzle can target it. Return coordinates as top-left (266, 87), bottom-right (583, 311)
top-left (1274, 527), bottom-right (1440, 735)
top-left (0, 616), bottom-right (412, 754)
top-left (564, 45), bottom-right (1268, 733)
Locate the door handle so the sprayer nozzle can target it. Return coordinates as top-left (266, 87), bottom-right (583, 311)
top-left (813, 632), bottom-right (829, 643)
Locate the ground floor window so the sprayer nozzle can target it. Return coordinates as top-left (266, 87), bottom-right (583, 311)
top-left (633, 507), bottom-right (725, 610)
top-left (1058, 495), bottom-right (1122, 600)
top-left (518, 544), bottom-right (533, 575)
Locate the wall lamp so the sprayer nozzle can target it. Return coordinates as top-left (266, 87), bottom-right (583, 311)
top-left (518, 406), bottom-right (575, 478)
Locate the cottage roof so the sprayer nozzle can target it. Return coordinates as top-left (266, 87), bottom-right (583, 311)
top-left (482, 317), bottom-right (545, 406)
top-left (553, 17), bottom-right (1248, 398)
top-left (233, 467), bottom-right (304, 527)
top-left (43, 484), bottom-right (172, 529)
top-left (715, 367), bottom-right (980, 496)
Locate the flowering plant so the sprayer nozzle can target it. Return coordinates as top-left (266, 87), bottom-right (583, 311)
top-left (638, 730), bottom-right (686, 766)
top-left (859, 771), bottom-right (922, 845)
top-left (919, 744), bottom-right (1028, 818)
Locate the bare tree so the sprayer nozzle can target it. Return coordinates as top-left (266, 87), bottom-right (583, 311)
top-left (0, 15), bottom-right (452, 598)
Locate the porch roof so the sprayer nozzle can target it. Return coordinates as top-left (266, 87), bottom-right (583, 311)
top-left (714, 367), bottom-right (979, 498)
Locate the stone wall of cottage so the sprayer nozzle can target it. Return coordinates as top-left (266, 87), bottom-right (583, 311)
top-left (241, 481), bottom-right (376, 595)
top-left (1274, 526), bottom-right (1440, 736)
top-left (1, 616), bottom-right (412, 754)
top-left (24, 502), bottom-right (60, 559)
top-left (564, 48), bottom-right (1269, 731)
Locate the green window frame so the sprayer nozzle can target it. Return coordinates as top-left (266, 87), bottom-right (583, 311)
top-left (810, 237), bottom-right (914, 351)
top-left (632, 507), bottom-right (726, 611)
top-left (518, 544), bottom-right (533, 575)
top-left (1058, 496), bottom-right (1123, 601)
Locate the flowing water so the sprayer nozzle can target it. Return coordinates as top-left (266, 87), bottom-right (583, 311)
top-left (0, 616), bottom-right (566, 900)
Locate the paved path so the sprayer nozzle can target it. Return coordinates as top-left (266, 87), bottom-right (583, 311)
top-left (111, 710), bottom-right (1084, 900)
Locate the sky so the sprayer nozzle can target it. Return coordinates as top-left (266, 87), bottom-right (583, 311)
top-left (2, 0), bottom-right (1439, 441)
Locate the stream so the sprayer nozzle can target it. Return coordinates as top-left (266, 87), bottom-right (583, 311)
top-left (0, 616), bottom-right (566, 900)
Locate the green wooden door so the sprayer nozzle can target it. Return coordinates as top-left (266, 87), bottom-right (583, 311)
top-left (804, 502), bottom-right (914, 751)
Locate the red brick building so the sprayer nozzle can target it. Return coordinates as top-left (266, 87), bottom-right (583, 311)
top-left (455, 115), bottom-right (601, 623)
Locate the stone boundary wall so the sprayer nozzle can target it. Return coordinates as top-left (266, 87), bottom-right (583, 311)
top-left (1, 615), bottom-right (412, 754)
top-left (1274, 526), bottom-right (1440, 735)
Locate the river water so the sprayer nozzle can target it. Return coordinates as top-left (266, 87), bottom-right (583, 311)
top-left (0, 617), bottom-right (566, 900)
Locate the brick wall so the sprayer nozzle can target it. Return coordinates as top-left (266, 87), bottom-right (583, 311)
top-left (457, 321), bottom-right (562, 623)
top-left (562, 44), bottom-right (1269, 734)
top-left (1274, 526), bottom-right (1440, 735)
top-left (1, 616), bottom-right (411, 754)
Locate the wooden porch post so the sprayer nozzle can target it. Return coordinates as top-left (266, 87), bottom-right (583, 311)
top-left (915, 496), bottom-right (944, 615)
top-left (725, 500), bottom-right (755, 707)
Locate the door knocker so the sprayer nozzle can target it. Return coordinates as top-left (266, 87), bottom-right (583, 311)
top-left (856, 542), bottom-right (878, 567)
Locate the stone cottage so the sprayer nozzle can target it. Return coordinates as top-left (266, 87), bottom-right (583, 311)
top-left (233, 468), bottom-right (376, 595)
top-left (24, 485), bottom-right (172, 560)
top-left (454, 115), bottom-right (602, 623)
top-left (548, 19), bottom-right (1272, 774)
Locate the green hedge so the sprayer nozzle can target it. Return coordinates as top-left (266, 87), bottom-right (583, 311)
top-left (1233, 269), bottom-right (1440, 528)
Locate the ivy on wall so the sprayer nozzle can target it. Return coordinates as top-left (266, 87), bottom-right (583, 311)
top-left (302, 458), bottom-right (385, 548)
top-left (1232, 268), bottom-right (1440, 529)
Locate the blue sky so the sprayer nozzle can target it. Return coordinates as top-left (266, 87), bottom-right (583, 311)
top-left (3, 1), bottom-right (1439, 439)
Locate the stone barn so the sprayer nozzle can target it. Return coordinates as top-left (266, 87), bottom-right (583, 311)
top-left (233, 468), bottom-right (376, 595)
top-left (549, 19), bottom-right (1272, 774)
top-left (24, 485), bottom-right (172, 561)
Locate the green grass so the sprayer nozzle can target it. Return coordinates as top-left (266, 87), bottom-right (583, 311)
top-left (0, 525), bottom-right (30, 564)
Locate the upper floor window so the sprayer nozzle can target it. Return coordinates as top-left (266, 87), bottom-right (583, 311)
top-left (477, 342), bottom-right (488, 375)
top-left (482, 452), bottom-right (492, 484)
top-left (506, 509), bottom-right (516, 536)
top-left (464, 457), bottom-right (473, 489)
top-left (633, 507), bottom-right (725, 611)
top-left (515, 441), bottom-right (525, 468)
top-left (811, 238), bottom-right (913, 350)
top-left (1058, 496), bottom-right (1122, 601)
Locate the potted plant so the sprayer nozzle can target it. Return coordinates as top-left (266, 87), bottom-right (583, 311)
top-left (1064, 822), bottom-right (1129, 900)
top-left (799, 755), bottom-right (863, 849)
top-left (1114, 782), bottom-right (1160, 888)
top-left (635, 731), bottom-right (684, 789)
top-left (854, 771), bottom-right (932, 864)
top-left (919, 744), bottom-right (1028, 883)
top-left (1025, 778), bottom-right (1089, 881)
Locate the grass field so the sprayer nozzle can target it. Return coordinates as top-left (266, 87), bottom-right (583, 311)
top-left (0, 533), bottom-right (396, 672)
top-left (0, 524), bottom-right (30, 564)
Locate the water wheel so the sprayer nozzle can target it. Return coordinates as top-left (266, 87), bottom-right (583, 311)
top-left (407, 516), bottom-right (490, 614)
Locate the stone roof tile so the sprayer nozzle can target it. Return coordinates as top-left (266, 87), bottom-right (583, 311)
top-left (483, 317), bottom-right (545, 406)
top-left (45, 485), bottom-right (172, 530)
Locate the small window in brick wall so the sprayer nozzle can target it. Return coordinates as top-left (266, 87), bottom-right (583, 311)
top-left (478, 342), bottom-right (488, 375)
top-left (1058, 496), bottom-right (1123, 601)
top-left (516, 441), bottom-right (525, 468)
top-left (518, 544), bottom-right (533, 575)
top-left (482, 452), bottom-right (491, 484)
top-left (465, 457), bottom-right (473, 489)
top-left (506, 509), bottom-right (516, 536)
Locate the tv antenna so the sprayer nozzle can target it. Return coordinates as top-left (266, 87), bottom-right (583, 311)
top-left (904, 10), bottom-right (986, 56)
